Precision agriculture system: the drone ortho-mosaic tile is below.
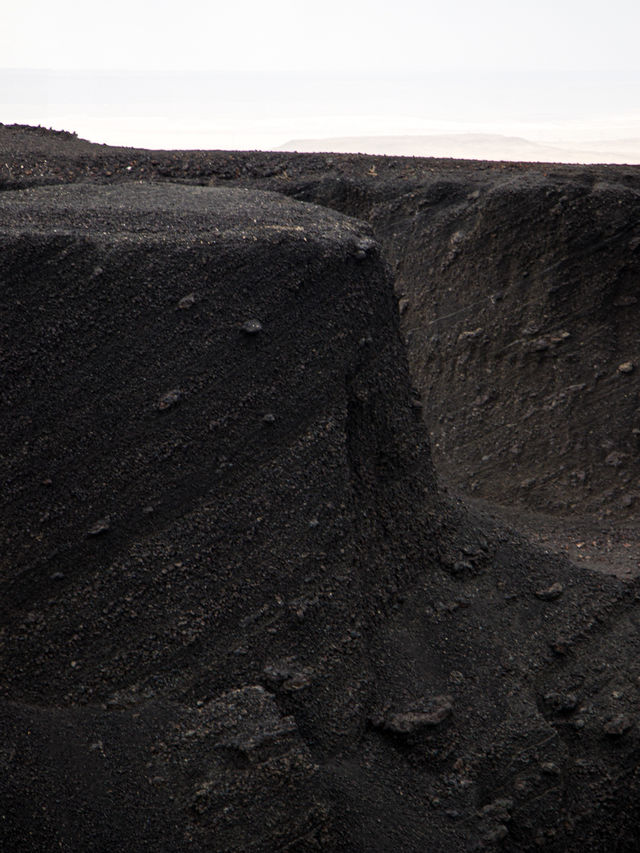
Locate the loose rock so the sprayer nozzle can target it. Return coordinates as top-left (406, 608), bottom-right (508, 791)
top-left (543, 692), bottom-right (578, 714)
top-left (177, 292), bottom-right (197, 309)
top-left (87, 517), bottom-right (111, 536)
top-left (603, 714), bottom-right (634, 736)
top-left (156, 388), bottom-right (183, 411)
top-left (375, 696), bottom-right (453, 734)
top-left (535, 582), bottom-right (564, 601)
top-left (241, 319), bottom-right (263, 335)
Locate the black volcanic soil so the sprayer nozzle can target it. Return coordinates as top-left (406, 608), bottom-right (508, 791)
top-left (2, 125), bottom-right (640, 851)
top-left (3, 122), bottom-right (639, 573)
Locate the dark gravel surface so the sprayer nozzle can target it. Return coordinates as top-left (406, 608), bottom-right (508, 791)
top-left (2, 126), bottom-right (640, 851)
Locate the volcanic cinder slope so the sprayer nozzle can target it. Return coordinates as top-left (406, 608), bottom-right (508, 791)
top-left (373, 173), bottom-right (640, 518)
top-left (2, 128), bottom-right (640, 851)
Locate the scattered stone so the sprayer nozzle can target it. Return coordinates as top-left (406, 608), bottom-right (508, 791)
top-left (241, 319), bottom-right (262, 335)
top-left (354, 237), bottom-right (376, 259)
top-left (209, 415), bottom-right (229, 431)
top-left (543, 692), bottom-right (578, 714)
top-left (603, 714), bottom-right (634, 736)
top-left (540, 761), bottom-right (561, 776)
top-left (550, 638), bottom-right (572, 656)
top-left (472, 392), bottom-right (492, 407)
top-left (156, 388), bottom-right (182, 411)
top-left (617, 362), bottom-right (635, 374)
top-left (282, 669), bottom-right (313, 692)
top-left (375, 696), bottom-right (453, 734)
top-left (452, 560), bottom-right (474, 576)
top-left (177, 292), bottom-right (197, 309)
top-left (531, 338), bottom-right (550, 352)
top-left (87, 517), bottom-right (111, 536)
top-left (605, 450), bottom-right (627, 468)
top-left (535, 582), bottom-right (564, 601)
top-left (262, 413), bottom-right (276, 424)
top-left (262, 659), bottom-right (296, 686)
top-left (50, 571), bottom-right (65, 581)
top-left (262, 660), bottom-right (313, 692)
top-left (520, 477), bottom-right (537, 489)
top-left (481, 798), bottom-right (513, 822)
top-left (458, 327), bottom-right (483, 342)
top-left (398, 297), bottom-right (410, 314)
top-left (481, 825), bottom-right (509, 845)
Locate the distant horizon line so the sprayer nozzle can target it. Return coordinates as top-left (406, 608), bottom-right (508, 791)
top-left (3, 67), bottom-right (640, 77)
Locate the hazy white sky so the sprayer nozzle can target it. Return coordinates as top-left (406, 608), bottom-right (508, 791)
top-left (3, 0), bottom-right (640, 73)
top-left (2, 0), bottom-right (640, 158)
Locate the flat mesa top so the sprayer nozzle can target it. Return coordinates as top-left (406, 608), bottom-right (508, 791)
top-left (0, 182), bottom-right (370, 247)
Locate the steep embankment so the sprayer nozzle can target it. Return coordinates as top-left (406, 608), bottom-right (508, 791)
top-left (0, 182), bottom-right (432, 850)
top-left (2, 130), bottom-right (640, 850)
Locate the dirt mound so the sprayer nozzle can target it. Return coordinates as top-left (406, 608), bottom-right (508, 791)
top-left (2, 137), bottom-right (640, 850)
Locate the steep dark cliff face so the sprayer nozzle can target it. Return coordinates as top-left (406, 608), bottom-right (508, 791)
top-left (0, 183), bottom-right (442, 851)
top-left (2, 131), bottom-right (640, 851)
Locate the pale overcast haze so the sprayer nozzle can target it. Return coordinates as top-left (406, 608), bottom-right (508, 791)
top-left (2, 0), bottom-right (640, 161)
